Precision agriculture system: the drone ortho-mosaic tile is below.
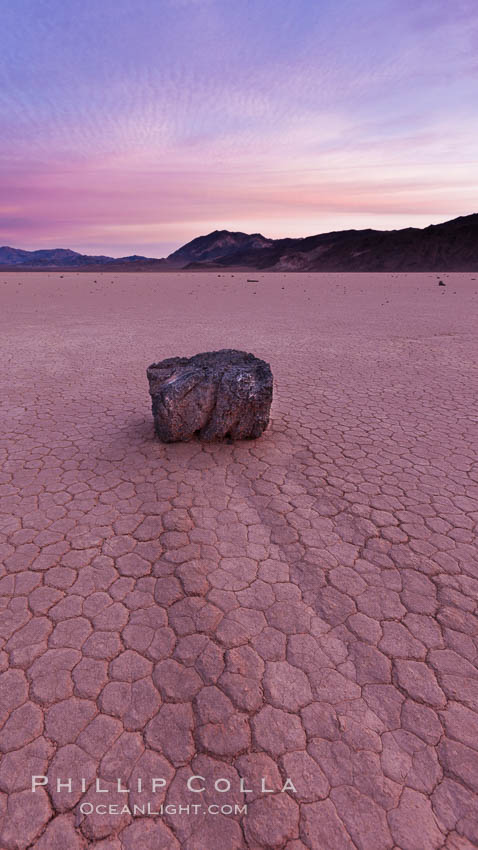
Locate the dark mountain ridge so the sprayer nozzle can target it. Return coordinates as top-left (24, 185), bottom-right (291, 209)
top-left (176, 214), bottom-right (478, 272)
top-left (1, 213), bottom-right (477, 271)
top-left (166, 230), bottom-right (273, 266)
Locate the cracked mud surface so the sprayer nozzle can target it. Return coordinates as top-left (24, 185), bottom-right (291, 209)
top-left (0, 271), bottom-right (477, 849)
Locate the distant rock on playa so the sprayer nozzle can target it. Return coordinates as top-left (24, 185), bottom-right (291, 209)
top-left (147, 349), bottom-right (273, 442)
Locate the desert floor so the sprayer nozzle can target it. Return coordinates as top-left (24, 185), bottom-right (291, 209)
top-left (0, 271), bottom-right (477, 850)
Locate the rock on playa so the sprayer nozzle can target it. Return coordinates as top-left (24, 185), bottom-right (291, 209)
top-left (147, 349), bottom-right (273, 442)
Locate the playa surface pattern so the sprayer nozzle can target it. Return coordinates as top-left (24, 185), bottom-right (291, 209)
top-left (0, 271), bottom-right (477, 850)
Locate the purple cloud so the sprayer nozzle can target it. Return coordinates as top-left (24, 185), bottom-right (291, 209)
top-left (1, 0), bottom-right (477, 254)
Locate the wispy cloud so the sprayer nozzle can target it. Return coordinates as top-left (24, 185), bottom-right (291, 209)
top-left (0, 0), bottom-right (477, 254)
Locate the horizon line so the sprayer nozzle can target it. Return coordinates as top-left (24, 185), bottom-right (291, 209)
top-left (1, 210), bottom-right (476, 260)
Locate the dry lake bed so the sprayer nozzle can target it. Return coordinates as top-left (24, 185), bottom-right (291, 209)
top-left (1, 271), bottom-right (477, 849)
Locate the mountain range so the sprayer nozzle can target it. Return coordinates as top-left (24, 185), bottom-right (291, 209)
top-left (1, 213), bottom-right (477, 272)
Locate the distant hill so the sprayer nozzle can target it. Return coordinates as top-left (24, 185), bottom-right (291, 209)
top-left (0, 246), bottom-right (167, 270)
top-left (166, 230), bottom-right (273, 266)
top-left (0, 247), bottom-right (114, 267)
top-left (170, 214), bottom-right (478, 272)
top-left (1, 213), bottom-right (477, 271)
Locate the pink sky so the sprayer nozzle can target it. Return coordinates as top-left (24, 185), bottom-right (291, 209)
top-left (1, 0), bottom-right (477, 256)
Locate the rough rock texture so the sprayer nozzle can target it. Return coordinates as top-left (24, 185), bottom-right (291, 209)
top-left (147, 350), bottom-right (273, 442)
